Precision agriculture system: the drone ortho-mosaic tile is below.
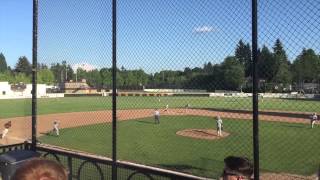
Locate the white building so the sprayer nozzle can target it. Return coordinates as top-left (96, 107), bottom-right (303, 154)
top-left (0, 82), bottom-right (48, 99)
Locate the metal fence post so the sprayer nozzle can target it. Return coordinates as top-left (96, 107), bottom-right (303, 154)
top-left (112, 0), bottom-right (118, 179)
top-left (252, 0), bottom-right (259, 179)
top-left (31, 0), bottom-right (38, 151)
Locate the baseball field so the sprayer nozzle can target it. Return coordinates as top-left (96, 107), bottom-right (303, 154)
top-left (0, 96), bottom-right (319, 179)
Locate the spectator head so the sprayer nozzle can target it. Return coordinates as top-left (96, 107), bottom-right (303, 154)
top-left (12, 158), bottom-right (67, 180)
top-left (222, 156), bottom-right (253, 180)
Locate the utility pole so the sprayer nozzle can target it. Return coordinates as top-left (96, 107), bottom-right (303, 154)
top-left (76, 69), bottom-right (78, 82)
top-left (66, 66), bottom-right (68, 82)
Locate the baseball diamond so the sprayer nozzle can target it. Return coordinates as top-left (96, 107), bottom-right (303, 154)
top-left (0, 97), bottom-right (319, 179)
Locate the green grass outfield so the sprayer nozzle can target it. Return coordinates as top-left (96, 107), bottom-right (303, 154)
top-left (39, 116), bottom-right (320, 178)
top-left (1, 96), bottom-right (320, 118)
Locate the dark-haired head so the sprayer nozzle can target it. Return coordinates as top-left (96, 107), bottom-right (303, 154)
top-left (223, 156), bottom-right (253, 180)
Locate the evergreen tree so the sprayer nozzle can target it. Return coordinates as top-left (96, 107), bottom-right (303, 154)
top-left (235, 40), bottom-right (252, 77)
top-left (272, 39), bottom-right (292, 84)
top-left (257, 46), bottom-right (277, 81)
top-left (0, 53), bottom-right (8, 73)
top-left (221, 56), bottom-right (245, 90)
top-left (15, 56), bottom-right (32, 76)
top-left (292, 49), bottom-right (320, 83)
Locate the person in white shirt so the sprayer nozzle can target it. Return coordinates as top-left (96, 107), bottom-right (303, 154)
top-left (164, 104), bottom-right (169, 112)
top-left (154, 109), bottom-right (160, 124)
top-left (53, 121), bottom-right (60, 136)
top-left (216, 116), bottom-right (223, 136)
top-left (1, 128), bottom-right (9, 139)
top-left (1, 121), bottom-right (11, 139)
top-left (185, 103), bottom-right (190, 113)
top-left (311, 113), bottom-right (318, 128)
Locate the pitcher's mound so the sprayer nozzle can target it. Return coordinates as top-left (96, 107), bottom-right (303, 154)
top-left (176, 129), bottom-right (230, 140)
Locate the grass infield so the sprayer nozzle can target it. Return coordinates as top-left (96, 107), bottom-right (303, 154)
top-left (39, 116), bottom-right (320, 178)
top-left (0, 96), bottom-right (319, 118)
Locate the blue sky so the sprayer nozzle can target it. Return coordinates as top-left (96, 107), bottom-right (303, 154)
top-left (0, 0), bottom-right (319, 73)
top-left (0, 0), bottom-right (32, 69)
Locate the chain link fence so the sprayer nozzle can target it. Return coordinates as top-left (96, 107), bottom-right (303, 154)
top-left (34, 0), bottom-right (320, 179)
top-left (257, 1), bottom-right (320, 179)
top-left (0, 0), bottom-right (319, 179)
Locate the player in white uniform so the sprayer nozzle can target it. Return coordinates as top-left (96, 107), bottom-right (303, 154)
top-left (154, 109), bottom-right (160, 124)
top-left (164, 104), bottom-right (169, 112)
top-left (1, 121), bottom-right (11, 139)
top-left (1, 128), bottom-right (9, 139)
top-left (53, 121), bottom-right (60, 136)
top-left (311, 113), bottom-right (318, 128)
top-left (216, 116), bottom-right (223, 136)
top-left (185, 104), bottom-right (190, 113)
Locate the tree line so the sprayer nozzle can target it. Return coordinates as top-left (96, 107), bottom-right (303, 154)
top-left (0, 38), bottom-right (319, 92)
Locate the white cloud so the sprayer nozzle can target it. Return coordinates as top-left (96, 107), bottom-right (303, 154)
top-left (193, 25), bottom-right (215, 33)
top-left (72, 62), bottom-right (98, 72)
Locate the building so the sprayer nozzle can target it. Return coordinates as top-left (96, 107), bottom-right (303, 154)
top-left (0, 82), bottom-right (47, 99)
top-left (62, 79), bottom-right (97, 94)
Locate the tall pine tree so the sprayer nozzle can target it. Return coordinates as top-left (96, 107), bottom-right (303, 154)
top-left (0, 53), bottom-right (8, 73)
top-left (272, 39), bottom-right (292, 85)
top-left (15, 56), bottom-right (32, 76)
top-left (235, 40), bottom-right (252, 77)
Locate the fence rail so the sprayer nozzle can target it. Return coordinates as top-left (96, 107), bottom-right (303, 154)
top-left (0, 143), bottom-right (207, 180)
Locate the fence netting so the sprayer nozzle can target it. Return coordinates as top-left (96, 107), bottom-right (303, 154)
top-left (117, 0), bottom-right (253, 179)
top-left (257, 1), bottom-right (320, 179)
top-left (37, 0), bottom-right (113, 157)
top-left (29, 0), bottom-right (320, 179)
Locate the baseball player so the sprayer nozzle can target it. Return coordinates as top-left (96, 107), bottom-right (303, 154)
top-left (216, 116), bottom-right (223, 136)
top-left (164, 104), bottom-right (169, 112)
top-left (185, 103), bottom-right (190, 113)
top-left (311, 113), bottom-right (318, 128)
top-left (1, 121), bottom-right (11, 139)
top-left (260, 94), bottom-right (264, 102)
top-left (53, 121), bottom-right (60, 136)
top-left (154, 109), bottom-right (160, 124)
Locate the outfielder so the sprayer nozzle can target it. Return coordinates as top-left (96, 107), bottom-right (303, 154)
top-left (311, 113), bottom-right (318, 128)
top-left (216, 116), bottom-right (223, 136)
top-left (154, 109), bottom-right (160, 124)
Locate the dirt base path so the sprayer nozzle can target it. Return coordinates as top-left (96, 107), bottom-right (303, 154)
top-left (0, 108), bottom-right (313, 145)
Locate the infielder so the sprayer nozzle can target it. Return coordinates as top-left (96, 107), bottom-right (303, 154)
top-left (311, 113), bottom-right (318, 128)
top-left (216, 116), bottom-right (223, 136)
top-left (164, 104), bottom-right (169, 112)
top-left (154, 109), bottom-right (160, 124)
top-left (185, 103), bottom-right (190, 113)
top-left (52, 121), bottom-right (60, 136)
top-left (1, 121), bottom-right (11, 139)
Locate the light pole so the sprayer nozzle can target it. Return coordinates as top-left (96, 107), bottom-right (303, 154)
top-left (65, 65), bottom-right (68, 82)
top-left (76, 69), bottom-right (78, 82)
